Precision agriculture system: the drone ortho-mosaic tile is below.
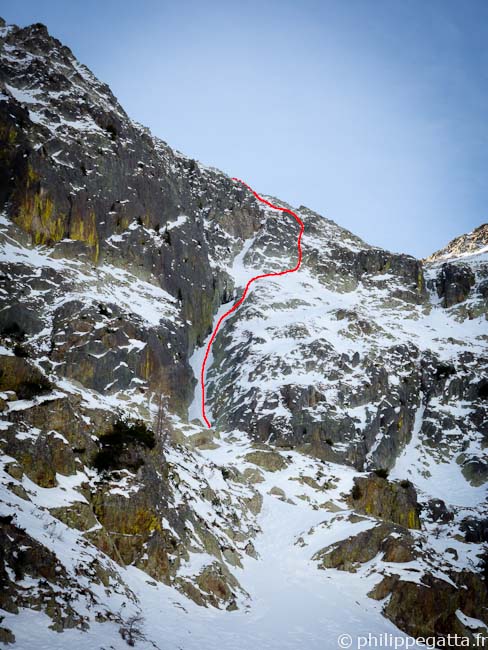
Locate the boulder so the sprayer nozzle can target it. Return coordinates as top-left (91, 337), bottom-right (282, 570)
top-left (369, 572), bottom-right (487, 640)
top-left (195, 561), bottom-right (241, 610)
top-left (269, 486), bottom-right (286, 500)
top-left (424, 498), bottom-right (454, 524)
top-left (0, 355), bottom-right (51, 399)
top-left (313, 522), bottom-right (416, 572)
top-left (460, 517), bottom-right (488, 543)
top-left (49, 502), bottom-right (98, 532)
top-left (350, 474), bottom-right (421, 529)
top-left (244, 450), bottom-right (289, 472)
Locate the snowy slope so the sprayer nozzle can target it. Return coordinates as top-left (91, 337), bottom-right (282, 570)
top-left (0, 16), bottom-right (486, 650)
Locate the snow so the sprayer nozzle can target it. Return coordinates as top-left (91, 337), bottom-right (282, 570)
top-left (188, 300), bottom-right (234, 425)
top-left (201, 204), bottom-right (488, 456)
top-left (391, 402), bottom-right (486, 508)
top-left (1, 421), bottom-right (416, 649)
top-left (1, 389), bottom-right (486, 650)
top-left (5, 78), bottom-right (106, 135)
top-left (22, 471), bottom-right (90, 508)
top-left (228, 236), bottom-right (256, 286)
top-left (0, 23), bottom-right (486, 647)
top-left (166, 215), bottom-right (189, 230)
top-left (0, 222), bottom-right (180, 329)
top-left (430, 245), bottom-right (488, 264)
top-left (0, 437), bottom-right (409, 650)
top-left (456, 610), bottom-right (487, 631)
top-left (141, 492), bottom-right (405, 650)
top-left (5, 84), bottom-right (44, 105)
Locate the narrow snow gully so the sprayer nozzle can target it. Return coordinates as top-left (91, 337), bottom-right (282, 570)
top-left (188, 300), bottom-right (233, 425)
top-left (198, 178), bottom-right (305, 428)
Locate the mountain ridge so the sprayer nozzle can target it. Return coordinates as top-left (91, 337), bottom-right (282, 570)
top-left (427, 223), bottom-right (488, 263)
top-left (0, 17), bottom-right (486, 650)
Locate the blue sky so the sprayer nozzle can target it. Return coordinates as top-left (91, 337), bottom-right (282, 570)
top-left (2, 0), bottom-right (487, 257)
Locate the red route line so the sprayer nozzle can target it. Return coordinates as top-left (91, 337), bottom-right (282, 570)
top-left (200, 177), bottom-right (305, 428)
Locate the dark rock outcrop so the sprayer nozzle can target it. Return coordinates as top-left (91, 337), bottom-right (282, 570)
top-left (314, 522), bottom-right (416, 572)
top-left (369, 572), bottom-right (488, 641)
top-left (349, 474), bottom-right (421, 529)
top-left (0, 516), bottom-right (102, 631)
top-left (435, 263), bottom-right (476, 307)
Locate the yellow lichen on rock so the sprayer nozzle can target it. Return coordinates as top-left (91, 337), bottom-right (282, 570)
top-left (0, 123), bottom-right (18, 157)
top-left (69, 210), bottom-right (99, 261)
top-left (350, 474), bottom-right (421, 530)
top-left (131, 508), bottom-right (161, 535)
top-left (16, 187), bottom-right (65, 245)
top-left (417, 269), bottom-right (424, 293)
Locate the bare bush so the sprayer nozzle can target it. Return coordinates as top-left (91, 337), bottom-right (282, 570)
top-left (119, 613), bottom-right (145, 647)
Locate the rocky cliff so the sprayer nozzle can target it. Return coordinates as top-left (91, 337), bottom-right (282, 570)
top-left (0, 18), bottom-right (486, 650)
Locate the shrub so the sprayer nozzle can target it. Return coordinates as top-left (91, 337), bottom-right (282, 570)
top-left (434, 363), bottom-right (456, 380)
top-left (119, 613), bottom-right (145, 647)
top-left (106, 123), bottom-right (117, 140)
top-left (478, 379), bottom-right (488, 400)
top-left (13, 344), bottom-right (29, 358)
top-left (92, 419), bottom-right (155, 473)
top-left (103, 419), bottom-right (155, 448)
top-left (97, 303), bottom-right (112, 318)
top-left (2, 322), bottom-right (25, 341)
top-left (479, 552), bottom-right (488, 582)
top-left (351, 483), bottom-right (362, 500)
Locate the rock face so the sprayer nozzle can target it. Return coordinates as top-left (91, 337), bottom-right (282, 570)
top-left (0, 17), bottom-right (268, 415)
top-left (205, 207), bottom-right (488, 474)
top-left (0, 357), bottom-right (51, 399)
top-left (349, 474), bottom-right (421, 530)
top-left (0, 513), bottom-right (120, 634)
top-left (369, 572), bottom-right (488, 641)
top-left (427, 223), bottom-right (488, 263)
top-left (314, 521), bottom-right (416, 571)
top-left (0, 16), bottom-right (487, 649)
top-left (1, 17), bottom-right (487, 472)
top-left (243, 449), bottom-right (290, 472)
top-left (435, 263), bottom-right (476, 308)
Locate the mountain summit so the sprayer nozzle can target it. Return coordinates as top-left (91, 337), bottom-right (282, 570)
top-left (0, 19), bottom-right (486, 649)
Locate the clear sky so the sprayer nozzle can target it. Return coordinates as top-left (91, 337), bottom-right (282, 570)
top-left (2, 0), bottom-right (487, 257)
